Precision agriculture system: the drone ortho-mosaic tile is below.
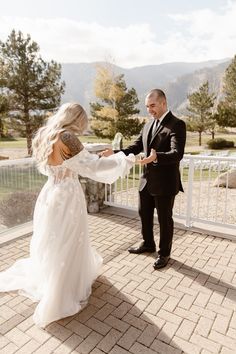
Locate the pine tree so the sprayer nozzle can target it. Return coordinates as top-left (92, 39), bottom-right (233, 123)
top-left (0, 30), bottom-right (65, 154)
top-left (187, 81), bottom-right (216, 146)
top-left (214, 102), bottom-right (236, 128)
top-left (0, 94), bottom-right (9, 137)
top-left (224, 55), bottom-right (236, 105)
top-left (215, 55), bottom-right (236, 127)
top-left (90, 64), bottom-right (142, 139)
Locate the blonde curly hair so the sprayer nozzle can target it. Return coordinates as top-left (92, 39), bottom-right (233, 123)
top-left (32, 102), bottom-right (88, 170)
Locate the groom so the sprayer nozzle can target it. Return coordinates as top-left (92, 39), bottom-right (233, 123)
top-left (102, 89), bottom-right (186, 269)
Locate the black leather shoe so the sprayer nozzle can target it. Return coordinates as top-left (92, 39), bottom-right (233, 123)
top-left (128, 243), bottom-right (156, 254)
top-left (153, 255), bottom-right (170, 269)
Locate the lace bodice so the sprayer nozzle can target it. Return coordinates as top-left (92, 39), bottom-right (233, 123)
top-left (47, 165), bottom-right (78, 183)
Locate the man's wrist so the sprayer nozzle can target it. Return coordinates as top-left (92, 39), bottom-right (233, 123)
top-left (153, 154), bottom-right (158, 163)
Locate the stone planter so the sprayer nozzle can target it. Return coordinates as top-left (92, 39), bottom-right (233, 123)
top-left (82, 143), bottom-right (112, 213)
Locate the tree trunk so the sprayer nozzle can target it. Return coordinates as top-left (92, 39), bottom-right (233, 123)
top-left (25, 114), bottom-right (32, 156)
top-left (211, 131), bottom-right (215, 139)
top-left (0, 117), bottom-right (4, 138)
top-left (26, 135), bottom-right (32, 156)
top-left (199, 131), bottom-right (202, 146)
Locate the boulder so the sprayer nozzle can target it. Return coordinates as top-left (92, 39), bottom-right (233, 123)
top-left (213, 169), bottom-right (236, 188)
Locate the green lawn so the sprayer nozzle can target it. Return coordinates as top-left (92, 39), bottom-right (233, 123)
top-left (0, 135), bottom-right (127, 149)
top-left (0, 138), bottom-right (27, 148)
top-left (185, 132), bottom-right (236, 153)
top-left (1, 132), bottom-right (236, 153)
top-left (80, 132), bottom-right (236, 152)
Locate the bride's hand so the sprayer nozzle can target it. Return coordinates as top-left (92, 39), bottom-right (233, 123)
top-left (139, 149), bottom-right (157, 165)
top-left (99, 149), bottom-right (114, 157)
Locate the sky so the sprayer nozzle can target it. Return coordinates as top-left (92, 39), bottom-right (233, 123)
top-left (0, 0), bottom-right (235, 68)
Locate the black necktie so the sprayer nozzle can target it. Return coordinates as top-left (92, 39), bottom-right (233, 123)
top-left (152, 120), bottom-right (159, 138)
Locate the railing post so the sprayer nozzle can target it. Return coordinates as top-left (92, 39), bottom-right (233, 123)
top-left (185, 157), bottom-right (194, 227)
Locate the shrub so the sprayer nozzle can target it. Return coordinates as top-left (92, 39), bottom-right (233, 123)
top-left (207, 138), bottom-right (234, 149)
top-left (225, 140), bottom-right (235, 148)
top-left (0, 191), bottom-right (39, 227)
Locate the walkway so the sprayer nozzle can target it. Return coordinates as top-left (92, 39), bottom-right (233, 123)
top-left (0, 211), bottom-right (236, 353)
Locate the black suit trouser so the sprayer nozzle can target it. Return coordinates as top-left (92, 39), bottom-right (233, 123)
top-left (138, 185), bottom-right (175, 257)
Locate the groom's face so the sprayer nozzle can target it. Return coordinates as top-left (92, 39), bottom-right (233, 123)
top-left (145, 95), bottom-right (167, 119)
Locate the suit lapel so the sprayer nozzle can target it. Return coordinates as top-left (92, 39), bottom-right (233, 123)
top-left (143, 119), bottom-right (154, 151)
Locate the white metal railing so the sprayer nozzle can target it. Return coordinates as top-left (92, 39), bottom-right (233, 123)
top-left (1, 153), bottom-right (236, 236)
top-left (104, 154), bottom-right (236, 235)
top-left (0, 157), bottom-right (46, 193)
top-left (0, 158), bottom-right (46, 232)
top-left (0, 143), bottom-right (112, 233)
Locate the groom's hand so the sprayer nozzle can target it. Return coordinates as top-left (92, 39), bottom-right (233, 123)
top-left (99, 148), bottom-right (114, 157)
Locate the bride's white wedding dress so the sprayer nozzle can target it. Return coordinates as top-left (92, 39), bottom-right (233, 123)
top-left (0, 149), bottom-right (135, 327)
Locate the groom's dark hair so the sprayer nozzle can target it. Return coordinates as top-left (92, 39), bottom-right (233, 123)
top-left (147, 89), bottom-right (166, 101)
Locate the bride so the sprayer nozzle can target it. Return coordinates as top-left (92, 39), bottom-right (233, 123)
top-left (0, 102), bottom-right (137, 328)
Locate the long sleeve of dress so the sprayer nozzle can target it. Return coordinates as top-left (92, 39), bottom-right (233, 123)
top-left (63, 149), bottom-right (135, 184)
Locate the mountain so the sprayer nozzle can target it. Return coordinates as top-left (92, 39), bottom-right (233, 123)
top-left (61, 58), bottom-right (231, 116)
top-left (165, 60), bottom-right (230, 115)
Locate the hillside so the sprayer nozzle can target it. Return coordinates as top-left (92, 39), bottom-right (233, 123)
top-left (61, 58), bottom-right (231, 115)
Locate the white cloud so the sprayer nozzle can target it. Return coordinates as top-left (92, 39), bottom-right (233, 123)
top-left (167, 0), bottom-right (236, 62)
top-left (0, 16), bottom-right (159, 67)
top-left (0, 1), bottom-right (236, 68)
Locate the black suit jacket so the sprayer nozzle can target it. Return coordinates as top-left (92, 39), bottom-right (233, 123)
top-left (121, 111), bottom-right (186, 196)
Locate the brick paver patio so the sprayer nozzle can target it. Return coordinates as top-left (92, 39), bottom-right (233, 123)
top-left (0, 211), bottom-right (236, 354)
